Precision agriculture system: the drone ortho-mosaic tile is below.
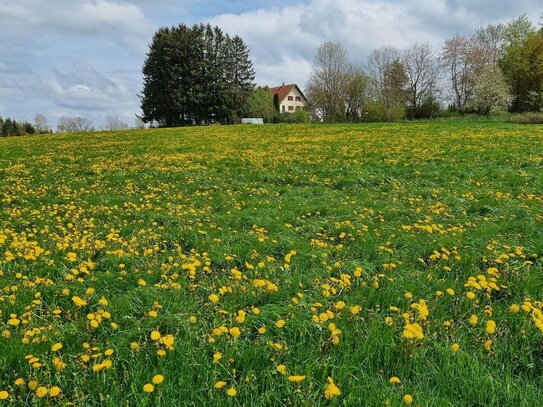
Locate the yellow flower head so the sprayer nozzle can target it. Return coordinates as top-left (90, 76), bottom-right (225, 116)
top-left (229, 327), bottom-right (241, 338)
top-left (152, 375), bottom-right (164, 385)
top-left (51, 343), bottom-right (63, 352)
top-left (143, 383), bottom-right (154, 393)
top-left (276, 319), bottom-right (286, 328)
top-left (324, 377), bottom-right (341, 400)
top-left (403, 323), bottom-right (424, 339)
top-left (214, 381), bottom-right (227, 389)
top-left (486, 320), bottom-right (496, 334)
top-left (36, 386), bottom-right (48, 398)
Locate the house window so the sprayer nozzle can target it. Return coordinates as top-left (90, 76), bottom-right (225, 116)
top-left (295, 96), bottom-right (301, 101)
top-left (288, 96), bottom-right (293, 101)
top-left (288, 106), bottom-right (294, 111)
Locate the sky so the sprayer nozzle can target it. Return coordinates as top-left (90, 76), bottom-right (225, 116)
top-left (0, 0), bottom-right (541, 129)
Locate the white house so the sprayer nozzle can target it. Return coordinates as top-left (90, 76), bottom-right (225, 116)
top-left (269, 83), bottom-right (307, 113)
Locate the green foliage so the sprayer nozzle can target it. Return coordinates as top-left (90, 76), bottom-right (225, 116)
top-left (500, 16), bottom-right (543, 112)
top-left (365, 101), bottom-right (406, 122)
top-left (273, 94), bottom-right (280, 113)
top-left (282, 109), bottom-right (311, 123)
top-left (141, 24), bottom-right (255, 127)
top-left (0, 116), bottom-right (36, 137)
top-left (244, 87), bottom-right (275, 122)
top-left (406, 96), bottom-right (442, 119)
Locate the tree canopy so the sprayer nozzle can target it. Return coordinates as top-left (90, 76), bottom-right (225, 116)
top-left (141, 24), bottom-right (255, 127)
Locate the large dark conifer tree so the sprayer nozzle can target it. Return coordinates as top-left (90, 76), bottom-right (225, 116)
top-left (141, 24), bottom-right (255, 126)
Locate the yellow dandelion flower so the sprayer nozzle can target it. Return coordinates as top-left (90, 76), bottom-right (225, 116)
top-left (226, 387), bottom-right (237, 397)
top-left (484, 339), bottom-right (493, 351)
top-left (486, 320), bottom-right (496, 334)
top-left (403, 323), bottom-right (424, 339)
top-left (51, 343), bottom-right (63, 352)
top-left (36, 386), bottom-right (48, 398)
top-left (287, 375), bottom-right (306, 383)
top-left (229, 327), bottom-right (241, 338)
top-left (152, 375), bottom-right (164, 385)
top-left (150, 330), bottom-right (161, 341)
top-left (0, 391), bottom-right (9, 400)
top-left (403, 394), bottom-right (414, 404)
top-left (49, 386), bottom-right (62, 397)
top-left (451, 343), bottom-right (460, 352)
top-left (323, 377), bottom-right (341, 400)
top-left (72, 296), bottom-right (87, 307)
top-left (143, 383), bottom-right (154, 393)
top-left (214, 381), bottom-right (227, 389)
top-left (389, 376), bottom-right (401, 384)
top-left (276, 364), bottom-right (287, 375)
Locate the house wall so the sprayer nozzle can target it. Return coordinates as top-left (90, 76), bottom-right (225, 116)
top-left (280, 87), bottom-right (306, 113)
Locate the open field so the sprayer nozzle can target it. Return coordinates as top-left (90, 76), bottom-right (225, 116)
top-left (1, 122), bottom-right (543, 406)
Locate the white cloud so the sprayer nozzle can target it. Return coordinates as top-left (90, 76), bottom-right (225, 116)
top-left (42, 64), bottom-right (137, 113)
top-left (0, 0), bottom-right (154, 54)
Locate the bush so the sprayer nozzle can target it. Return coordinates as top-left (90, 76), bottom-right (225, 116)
top-left (275, 110), bottom-right (311, 124)
top-left (365, 102), bottom-right (405, 122)
top-left (289, 109), bottom-right (311, 123)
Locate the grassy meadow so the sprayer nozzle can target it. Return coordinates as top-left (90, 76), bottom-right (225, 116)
top-left (1, 122), bottom-right (543, 406)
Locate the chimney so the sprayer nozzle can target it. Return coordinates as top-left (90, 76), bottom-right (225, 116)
top-left (282, 82), bottom-right (285, 86)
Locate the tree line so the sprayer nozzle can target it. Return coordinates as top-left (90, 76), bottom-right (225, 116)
top-left (306, 14), bottom-right (543, 122)
top-left (0, 114), bottom-right (147, 138)
top-left (0, 116), bottom-right (44, 137)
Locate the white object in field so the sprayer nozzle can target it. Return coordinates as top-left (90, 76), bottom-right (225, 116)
top-left (242, 118), bottom-right (264, 124)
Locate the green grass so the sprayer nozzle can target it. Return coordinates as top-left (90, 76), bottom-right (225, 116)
top-left (0, 121), bottom-right (543, 406)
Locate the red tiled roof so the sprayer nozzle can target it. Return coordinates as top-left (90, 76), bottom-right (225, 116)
top-left (269, 84), bottom-right (307, 103)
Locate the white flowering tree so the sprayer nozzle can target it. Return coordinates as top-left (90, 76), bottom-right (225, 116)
top-left (470, 66), bottom-right (513, 116)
